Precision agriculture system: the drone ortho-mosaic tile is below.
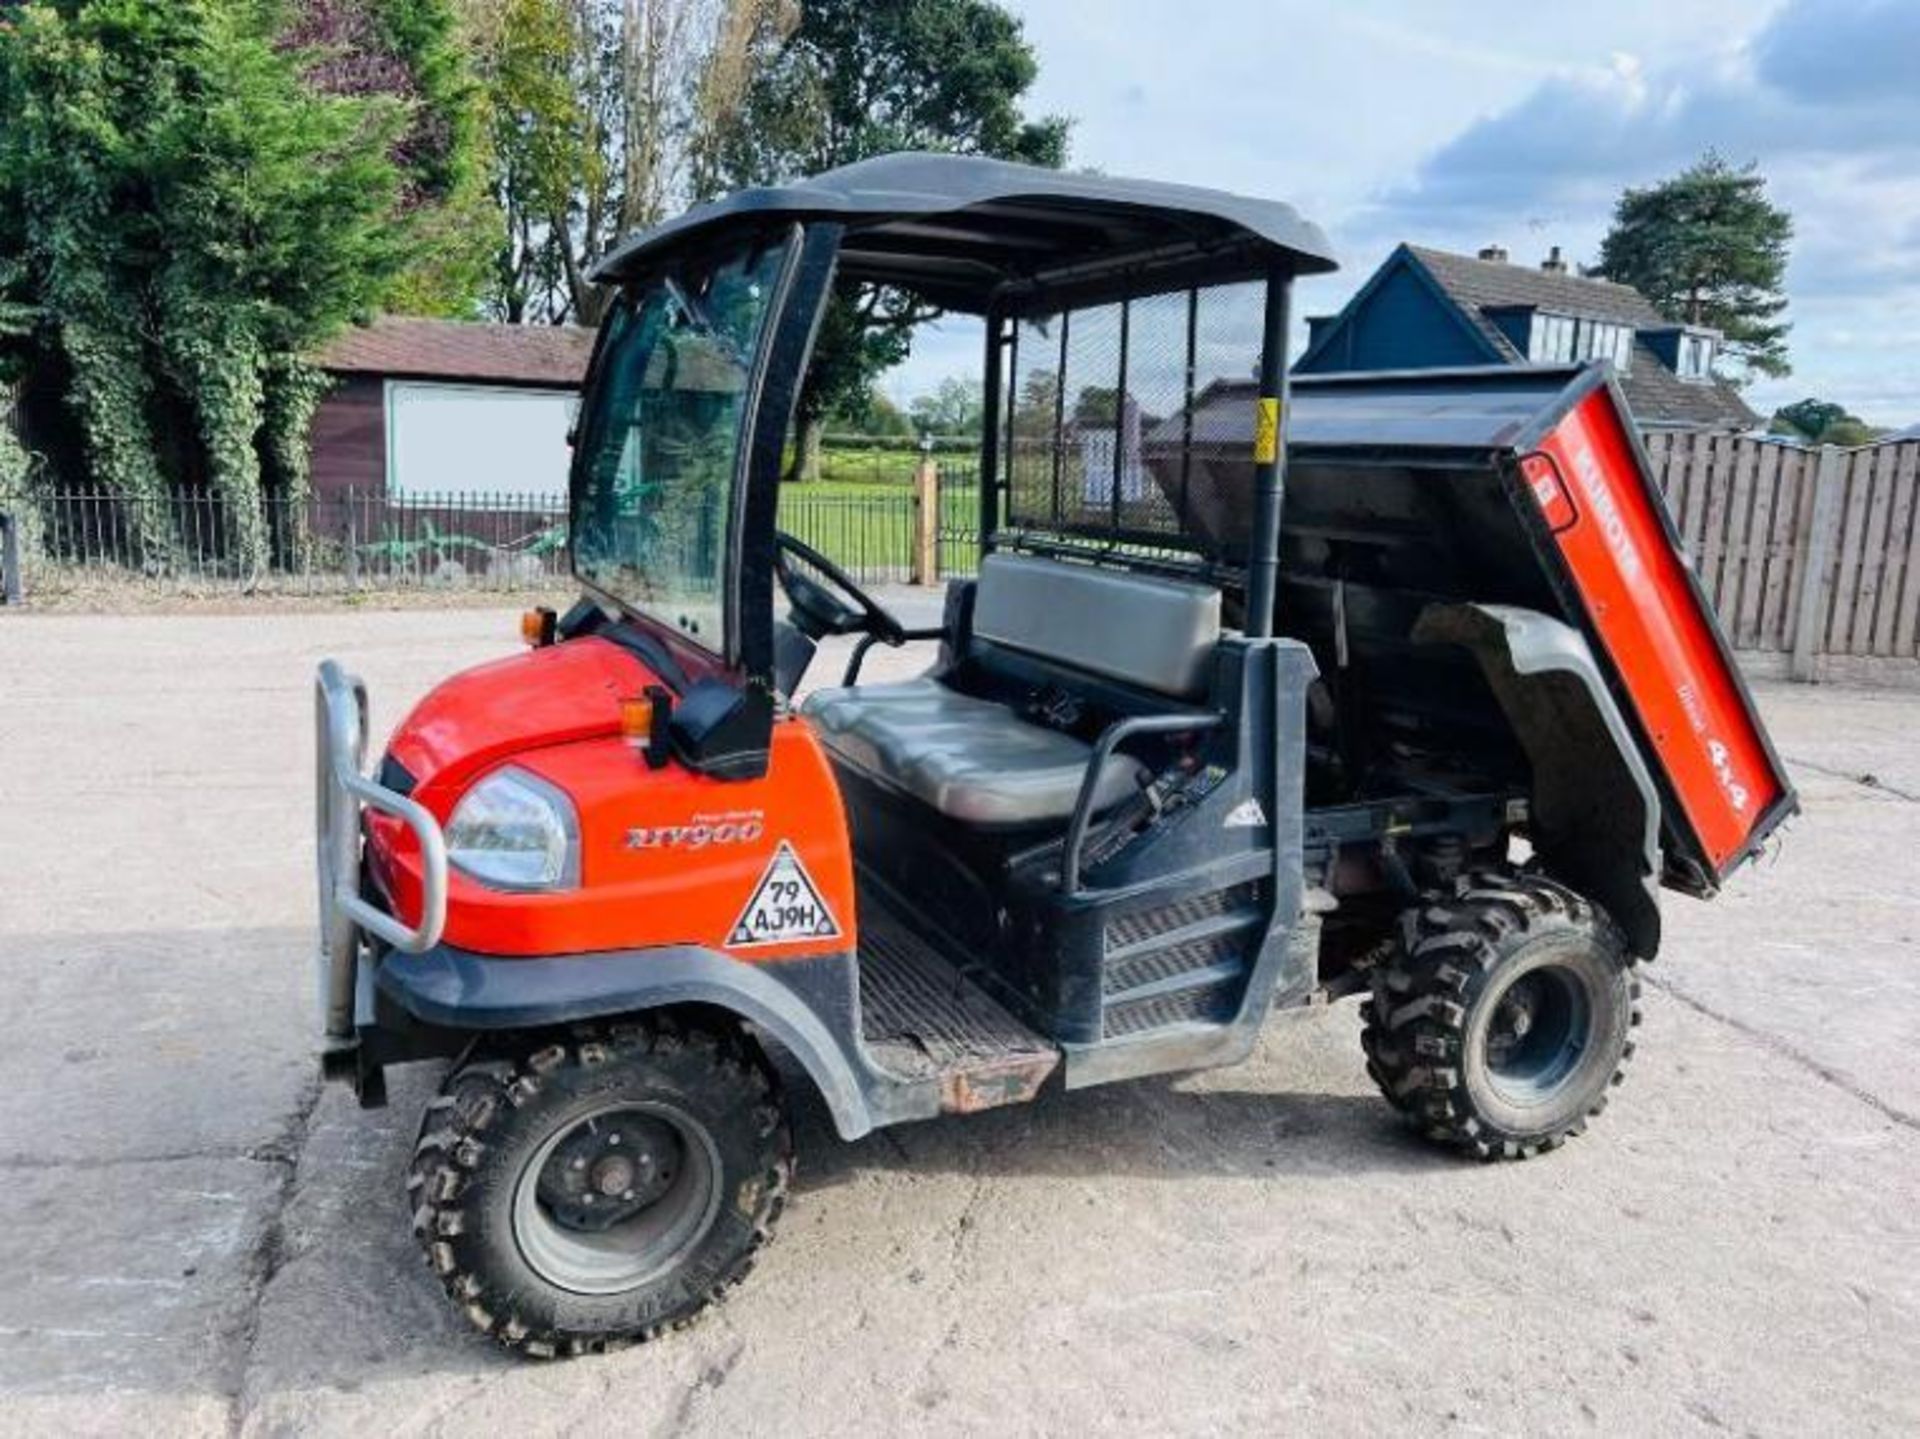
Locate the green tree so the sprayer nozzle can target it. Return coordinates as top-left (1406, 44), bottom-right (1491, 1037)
top-left (0, 0), bottom-right (470, 574)
top-left (463, 0), bottom-right (597, 322)
top-left (463, 0), bottom-right (794, 324)
top-left (1594, 152), bottom-right (1793, 383)
top-left (1012, 365), bottom-right (1059, 431)
top-left (826, 384), bottom-right (910, 437)
top-left (858, 388), bottom-right (914, 438)
top-left (909, 376), bottom-right (984, 438)
top-left (0, 284), bottom-right (34, 553)
top-left (1771, 398), bottom-right (1883, 447)
top-left (286, 0), bottom-right (497, 316)
top-left (713, 0), bottom-right (1069, 478)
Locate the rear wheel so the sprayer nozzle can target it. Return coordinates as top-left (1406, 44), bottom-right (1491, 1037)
top-left (408, 1016), bottom-right (791, 1356)
top-left (1360, 871), bottom-right (1640, 1160)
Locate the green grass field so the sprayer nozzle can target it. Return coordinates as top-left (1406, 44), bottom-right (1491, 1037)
top-left (777, 473), bottom-right (979, 579)
top-left (815, 446), bottom-right (923, 485)
top-left (805, 439), bottom-right (977, 487)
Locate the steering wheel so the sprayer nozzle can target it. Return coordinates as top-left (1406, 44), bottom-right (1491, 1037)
top-left (775, 531), bottom-right (909, 646)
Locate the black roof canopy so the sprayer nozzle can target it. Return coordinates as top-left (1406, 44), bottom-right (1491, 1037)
top-left (592, 152), bottom-right (1339, 313)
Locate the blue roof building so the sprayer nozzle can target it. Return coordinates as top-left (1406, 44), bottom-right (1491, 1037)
top-left (1298, 243), bottom-right (1758, 431)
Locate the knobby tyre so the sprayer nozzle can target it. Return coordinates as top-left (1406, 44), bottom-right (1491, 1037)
top-left (407, 1014), bottom-right (792, 1357)
top-left (1360, 870), bottom-right (1641, 1161)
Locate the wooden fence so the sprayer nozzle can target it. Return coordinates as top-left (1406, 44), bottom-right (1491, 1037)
top-left (1642, 432), bottom-right (1920, 678)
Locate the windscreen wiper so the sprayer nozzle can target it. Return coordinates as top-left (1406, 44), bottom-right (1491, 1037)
top-left (662, 275), bottom-right (752, 371)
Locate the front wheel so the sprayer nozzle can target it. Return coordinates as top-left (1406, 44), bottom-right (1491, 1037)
top-left (1360, 872), bottom-right (1641, 1161)
top-left (408, 1016), bottom-right (792, 1357)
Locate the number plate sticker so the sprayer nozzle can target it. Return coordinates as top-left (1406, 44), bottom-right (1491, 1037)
top-left (727, 842), bottom-right (843, 948)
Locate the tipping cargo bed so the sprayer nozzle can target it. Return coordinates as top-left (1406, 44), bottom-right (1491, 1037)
top-left (1143, 362), bottom-right (1796, 891)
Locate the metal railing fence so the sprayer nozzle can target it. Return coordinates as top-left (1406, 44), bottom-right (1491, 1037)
top-left (10, 467), bottom-right (987, 596)
top-left (935, 464), bottom-right (982, 578)
top-left (20, 488), bottom-right (570, 594)
top-left (778, 484), bottom-right (919, 583)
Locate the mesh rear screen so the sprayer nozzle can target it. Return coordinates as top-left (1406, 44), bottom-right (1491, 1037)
top-left (1000, 280), bottom-right (1266, 564)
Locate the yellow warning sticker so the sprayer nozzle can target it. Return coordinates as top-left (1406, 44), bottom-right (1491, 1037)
top-left (1253, 397), bottom-right (1281, 464)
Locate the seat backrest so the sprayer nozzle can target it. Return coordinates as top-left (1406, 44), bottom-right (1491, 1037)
top-left (970, 553), bottom-right (1221, 699)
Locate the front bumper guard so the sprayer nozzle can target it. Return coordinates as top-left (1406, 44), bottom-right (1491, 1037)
top-left (315, 659), bottom-right (448, 1044)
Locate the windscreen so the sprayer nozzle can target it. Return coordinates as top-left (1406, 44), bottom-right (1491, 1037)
top-left (570, 239), bottom-right (790, 650)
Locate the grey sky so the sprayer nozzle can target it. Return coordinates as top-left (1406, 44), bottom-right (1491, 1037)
top-left (888, 0), bottom-right (1920, 426)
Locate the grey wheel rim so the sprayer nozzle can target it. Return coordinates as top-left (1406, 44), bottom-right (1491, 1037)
top-left (511, 1101), bottom-right (722, 1296)
top-left (1484, 965), bottom-right (1592, 1106)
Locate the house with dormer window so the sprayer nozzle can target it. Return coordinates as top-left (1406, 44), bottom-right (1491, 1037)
top-left (1297, 243), bottom-right (1757, 431)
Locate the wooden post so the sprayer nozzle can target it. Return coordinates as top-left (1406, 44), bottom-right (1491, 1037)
top-left (912, 446), bottom-right (939, 586)
top-left (1789, 445), bottom-right (1846, 683)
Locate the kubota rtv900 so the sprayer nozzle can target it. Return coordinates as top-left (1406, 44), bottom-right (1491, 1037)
top-left (313, 154), bottom-right (1795, 1356)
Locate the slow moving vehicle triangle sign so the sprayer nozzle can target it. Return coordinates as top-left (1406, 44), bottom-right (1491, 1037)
top-left (1224, 797), bottom-right (1268, 829)
top-left (728, 842), bottom-right (843, 947)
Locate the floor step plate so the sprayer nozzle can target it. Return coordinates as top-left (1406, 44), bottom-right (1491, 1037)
top-left (858, 907), bottom-right (1058, 1112)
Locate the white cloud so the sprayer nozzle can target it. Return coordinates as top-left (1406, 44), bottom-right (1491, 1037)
top-left (1348, 0), bottom-right (1920, 422)
top-left (885, 1), bottom-right (1919, 426)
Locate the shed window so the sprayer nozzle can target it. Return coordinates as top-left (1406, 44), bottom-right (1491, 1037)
top-left (387, 382), bottom-right (576, 501)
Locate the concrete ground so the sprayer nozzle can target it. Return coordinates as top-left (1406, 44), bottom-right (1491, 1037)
top-left (1, 599), bottom-right (1917, 1437)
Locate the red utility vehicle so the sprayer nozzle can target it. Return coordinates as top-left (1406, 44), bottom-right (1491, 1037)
top-left (314, 154), bottom-right (1794, 1355)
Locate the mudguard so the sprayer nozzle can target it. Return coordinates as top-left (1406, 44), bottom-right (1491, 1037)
top-left (378, 942), bottom-right (881, 1139)
top-left (1415, 603), bottom-right (1664, 958)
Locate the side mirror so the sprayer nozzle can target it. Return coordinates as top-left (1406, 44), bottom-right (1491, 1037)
top-left (669, 678), bottom-right (773, 781)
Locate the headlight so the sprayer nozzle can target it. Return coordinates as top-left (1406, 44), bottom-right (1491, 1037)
top-left (446, 767), bottom-right (580, 891)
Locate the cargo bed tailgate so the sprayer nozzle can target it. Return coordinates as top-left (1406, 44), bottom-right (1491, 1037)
top-left (1511, 376), bottom-right (1794, 887)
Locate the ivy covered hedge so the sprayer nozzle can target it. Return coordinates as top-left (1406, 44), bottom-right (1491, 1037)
top-left (0, 0), bottom-right (485, 579)
top-left (0, 408), bottom-right (32, 558)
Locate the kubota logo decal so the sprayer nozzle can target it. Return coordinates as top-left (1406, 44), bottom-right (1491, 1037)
top-left (626, 808), bottom-right (764, 851)
top-left (1565, 437), bottom-right (1644, 585)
